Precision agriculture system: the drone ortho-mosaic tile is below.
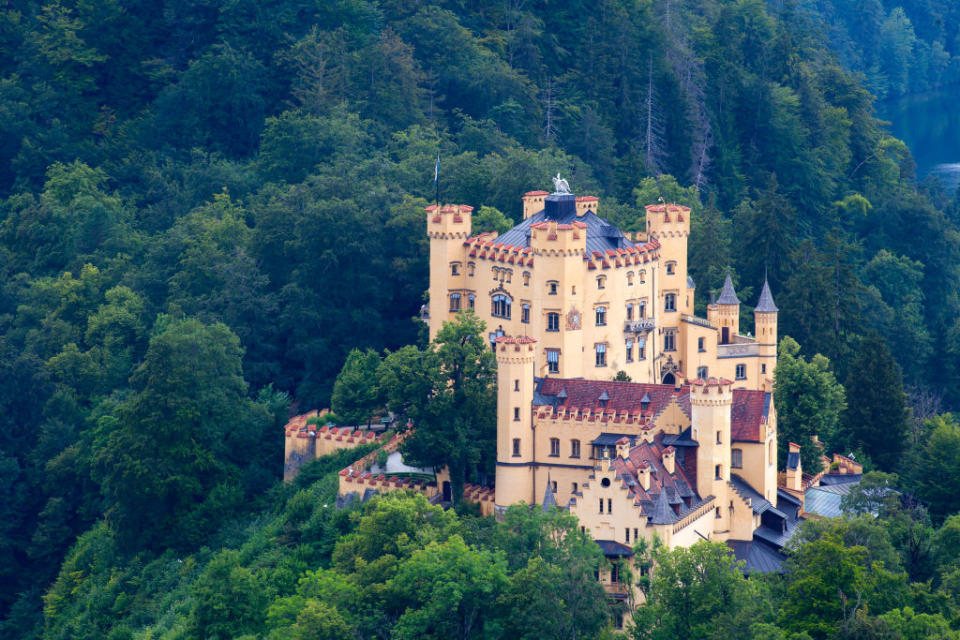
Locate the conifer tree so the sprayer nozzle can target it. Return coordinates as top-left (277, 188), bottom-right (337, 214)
top-left (842, 334), bottom-right (910, 470)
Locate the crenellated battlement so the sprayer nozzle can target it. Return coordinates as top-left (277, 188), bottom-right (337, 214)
top-left (427, 203), bottom-right (474, 239)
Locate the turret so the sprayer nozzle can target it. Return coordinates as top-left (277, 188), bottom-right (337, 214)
top-left (708, 272), bottom-right (740, 344)
top-left (521, 191), bottom-right (548, 219)
top-left (426, 204), bottom-right (473, 338)
top-left (494, 335), bottom-right (537, 511)
top-left (645, 203), bottom-right (691, 314)
top-left (753, 275), bottom-right (778, 391)
top-left (691, 377), bottom-right (733, 535)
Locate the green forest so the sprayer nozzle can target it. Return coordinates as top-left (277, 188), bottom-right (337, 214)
top-left (3, 0), bottom-right (960, 637)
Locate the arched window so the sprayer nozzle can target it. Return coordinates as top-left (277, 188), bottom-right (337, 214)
top-left (547, 312), bottom-right (560, 332)
top-left (449, 293), bottom-right (461, 312)
top-left (639, 269), bottom-right (646, 283)
top-left (626, 303), bottom-right (634, 320)
top-left (597, 275), bottom-right (606, 290)
top-left (513, 438), bottom-right (521, 457)
top-left (521, 303), bottom-right (531, 324)
top-left (664, 293), bottom-right (676, 312)
top-left (451, 262), bottom-right (461, 276)
top-left (523, 271), bottom-right (531, 286)
top-left (547, 281), bottom-right (559, 295)
top-left (492, 294), bottom-right (511, 318)
top-left (595, 343), bottom-right (607, 367)
top-left (627, 271), bottom-right (634, 286)
top-left (468, 294), bottom-right (475, 309)
top-left (595, 307), bottom-right (607, 326)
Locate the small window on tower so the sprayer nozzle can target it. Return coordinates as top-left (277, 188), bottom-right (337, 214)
top-left (666, 261), bottom-right (676, 275)
top-left (627, 271), bottom-right (634, 286)
top-left (549, 438), bottom-right (560, 457)
top-left (547, 349), bottom-right (560, 374)
top-left (513, 407), bottom-right (520, 421)
top-left (467, 262), bottom-right (475, 276)
top-left (698, 337), bottom-right (705, 352)
top-left (547, 312), bottom-right (560, 332)
top-left (451, 263), bottom-right (461, 276)
top-left (521, 304), bottom-right (531, 324)
top-left (736, 363), bottom-right (747, 380)
top-left (640, 270), bottom-right (647, 284)
top-left (523, 271), bottom-right (530, 286)
top-left (548, 281), bottom-right (559, 295)
top-left (449, 293), bottom-right (461, 312)
top-left (597, 276), bottom-right (606, 290)
top-left (664, 293), bottom-right (677, 312)
top-left (595, 307), bottom-right (607, 326)
top-left (513, 438), bottom-right (521, 457)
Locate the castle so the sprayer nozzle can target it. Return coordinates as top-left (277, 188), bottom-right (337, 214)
top-left (427, 187), bottom-right (800, 588)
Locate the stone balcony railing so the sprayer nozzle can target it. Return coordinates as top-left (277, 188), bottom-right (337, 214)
top-left (624, 318), bottom-right (656, 334)
top-left (681, 314), bottom-right (713, 329)
top-left (717, 341), bottom-right (759, 358)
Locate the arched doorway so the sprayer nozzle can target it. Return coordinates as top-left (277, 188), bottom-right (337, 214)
top-left (442, 481), bottom-right (452, 503)
top-left (662, 372), bottom-right (675, 386)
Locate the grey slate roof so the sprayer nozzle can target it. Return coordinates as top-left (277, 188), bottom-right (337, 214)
top-left (730, 474), bottom-right (774, 515)
top-left (494, 205), bottom-right (636, 254)
top-left (728, 540), bottom-right (788, 574)
top-left (596, 540), bottom-right (635, 557)
top-left (687, 275), bottom-right (696, 289)
top-left (717, 273), bottom-right (741, 305)
top-left (754, 276), bottom-right (778, 312)
top-left (648, 488), bottom-right (677, 524)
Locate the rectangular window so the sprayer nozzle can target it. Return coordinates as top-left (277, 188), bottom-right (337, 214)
top-left (625, 528), bottom-right (630, 543)
top-left (595, 307), bottom-right (606, 326)
top-left (761, 363), bottom-right (767, 374)
top-left (597, 276), bottom-right (606, 290)
top-left (512, 438), bottom-right (520, 457)
top-left (611, 562), bottom-right (620, 583)
top-left (665, 293), bottom-right (676, 312)
top-left (572, 482), bottom-right (578, 493)
top-left (449, 293), bottom-right (461, 312)
top-left (451, 263), bottom-right (460, 276)
top-left (552, 480), bottom-right (557, 492)
top-left (732, 449), bottom-right (743, 469)
top-left (546, 349), bottom-right (560, 374)
top-left (607, 498), bottom-right (612, 514)
top-left (698, 337), bottom-right (705, 352)
top-left (571, 439), bottom-right (581, 458)
top-left (664, 331), bottom-right (676, 352)
top-left (548, 282), bottom-right (558, 295)
top-left (547, 312), bottom-right (560, 332)
top-left (625, 339), bottom-right (634, 362)
top-left (599, 498), bottom-right (604, 514)
top-left (736, 364), bottom-right (747, 380)
top-left (639, 301), bottom-right (646, 318)
top-left (715, 464), bottom-right (722, 479)
top-left (634, 528), bottom-right (639, 542)
top-left (666, 262), bottom-right (676, 275)
top-left (595, 343), bottom-right (607, 367)
top-left (638, 339), bottom-right (646, 360)
top-left (468, 294), bottom-right (475, 309)
top-left (626, 303), bottom-right (634, 320)
top-left (521, 304), bottom-right (530, 324)
top-left (549, 438), bottom-right (560, 457)
top-left (492, 295), bottom-right (511, 319)
top-left (697, 366), bottom-right (708, 379)
top-left (716, 430), bottom-right (722, 444)
top-left (513, 407), bottom-right (520, 421)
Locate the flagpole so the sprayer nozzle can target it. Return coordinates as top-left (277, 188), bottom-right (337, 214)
top-left (434, 152), bottom-right (440, 208)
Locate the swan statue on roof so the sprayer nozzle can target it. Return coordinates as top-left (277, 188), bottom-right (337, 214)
top-left (552, 173), bottom-right (571, 195)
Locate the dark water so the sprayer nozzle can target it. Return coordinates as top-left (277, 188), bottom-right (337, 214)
top-left (880, 87), bottom-right (960, 191)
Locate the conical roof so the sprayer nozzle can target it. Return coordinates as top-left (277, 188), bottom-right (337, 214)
top-left (754, 276), bottom-right (778, 313)
top-left (542, 475), bottom-right (557, 512)
top-left (648, 488), bottom-right (676, 525)
top-left (717, 272), bottom-right (740, 305)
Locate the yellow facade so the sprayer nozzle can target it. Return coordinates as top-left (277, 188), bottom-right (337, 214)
top-left (427, 193), bottom-right (778, 391)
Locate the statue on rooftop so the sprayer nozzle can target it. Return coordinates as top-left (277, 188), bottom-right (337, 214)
top-left (552, 173), bottom-right (571, 195)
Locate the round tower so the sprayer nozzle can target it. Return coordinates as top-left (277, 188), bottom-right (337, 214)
top-left (494, 335), bottom-right (537, 511)
top-left (426, 204), bottom-right (473, 339)
top-left (690, 377), bottom-right (733, 536)
top-left (753, 276), bottom-right (778, 391)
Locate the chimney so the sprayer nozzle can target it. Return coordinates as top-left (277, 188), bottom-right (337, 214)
top-left (636, 461), bottom-right (651, 491)
top-left (616, 436), bottom-right (631, 459)
top-left (785, 441), bottom-right (802, 491)
top-left (662, 446), bottom-right (676, 474)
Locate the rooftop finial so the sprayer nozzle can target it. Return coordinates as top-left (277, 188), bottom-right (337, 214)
top-left (552, 173), bottom-right (571, 195)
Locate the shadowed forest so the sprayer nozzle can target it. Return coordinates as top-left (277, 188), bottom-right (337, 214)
top-left (4, 0), bottom-right (960, 638)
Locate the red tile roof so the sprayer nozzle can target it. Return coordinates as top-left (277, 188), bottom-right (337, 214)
top-left (731, 389), bottom-right (768, 442)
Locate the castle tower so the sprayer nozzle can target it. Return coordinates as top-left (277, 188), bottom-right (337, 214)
top-left (645, 203), bottom-right (692, 314)
top-left (708, 273), bottom-right (740, 344)
top-left (427, 204), bottom-right (473, 338)
top-left (753, 275), bottom-right (778, 391)
top-left (494, 335), bottom-right (537, 510)
top-left (690, 377), bottom-right (734, 537)
top-left (529, 194), bottom-right (587, 378)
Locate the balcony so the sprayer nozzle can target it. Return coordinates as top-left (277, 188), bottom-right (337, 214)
top-left (624, 318), bottom-right (656, 334)
top-left (717, 341), bottom-right (759, 358)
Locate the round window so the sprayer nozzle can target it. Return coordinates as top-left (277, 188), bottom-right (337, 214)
top-left (601, 477), bottom-right (611, 488)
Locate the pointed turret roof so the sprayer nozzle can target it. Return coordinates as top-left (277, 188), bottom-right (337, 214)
top-left (687, 275), bottom-right (696, 289)
top-left (717, 272), bottom-right (740, 305)
top-left (754, 276), bottom-right (778, 313)
top-left (542, 475), bottom-right (557, 512)
top-left (648, 488), bottom-right (676, 525)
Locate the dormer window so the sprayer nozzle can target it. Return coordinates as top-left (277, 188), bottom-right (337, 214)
top-left (599, 391), bottom-right (610, 407)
